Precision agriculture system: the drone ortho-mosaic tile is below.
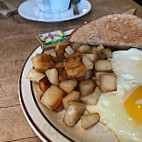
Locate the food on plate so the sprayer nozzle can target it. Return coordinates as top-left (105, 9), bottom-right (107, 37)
top-left (69, 14), bottom-right (142, 49)
top-left (27, 12), bottom-right (142, 142)
top-left (63, 101), bottom-right (85, 127)
top-left (41, 85), bottom-right (65, 111)
top-left (81, 113), bottom-right (100, 130)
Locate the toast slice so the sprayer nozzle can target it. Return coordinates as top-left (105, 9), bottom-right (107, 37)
top-left (69, 14), bottom-right (142, 49)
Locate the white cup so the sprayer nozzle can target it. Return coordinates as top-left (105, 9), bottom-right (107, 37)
top-left (36, 0), bottom-right (71, 13)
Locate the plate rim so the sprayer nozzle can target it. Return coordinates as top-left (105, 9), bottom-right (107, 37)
top-left (18, 0), bottom-right (92, 22)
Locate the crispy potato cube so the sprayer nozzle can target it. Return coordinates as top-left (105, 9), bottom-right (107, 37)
top-left (33, 83), bottom-right (43, 97)
top-left (99, 74), bottom-right (117, 93)
top-left (26, 69), bottom-right (45, 82)
top-left (91, 48), bottom-right (97, 54)
top-left (77, 45), bottom-right (91, 53)
top-left (81, 113), bottom-right (100, 130)
top-left (95, 60), bottom-right (112, 71)
top-left (63, 91), bottom-right (80, 110)
top-left (55, 41), bottom-right (69, 58)
top-left (85, 54), bottom-right (98, 62)
top-left (49, 51), bottom-right (57, 62)
top-left (59, 70), bottom-right (69, 81)
top-left (31, 53), bottom-right (54, 72)
top-left (82, 55), bottom-right (94, 70)
top-left (84, 70), bottom-right (92, 79)
top-left (69, 51), bottom-right (82, 58)
top-left (45, 68), bottom-right (59, 85)
top-left (59, 79), bottom-right (78, 93)
top-left (79, 79), bottom-right (96, 96)
top-left (64, 57), bottom-right (86, 77)
top-left (72, 43), bottom-right (80, 51)
top-left (95, 72), bottom-right (112, 81)
top-left (55, 62), bottom-right (64, 68)
top-left (104, 48), bottom-right (112, 58)
top-left (63, 101), bottom-right (85, 127)
top-left (80, 87), bottom-right (101, 105)
top-left (39, 77), bottom-right (51, 92)
top-left (41, 85), bottom-right (65, 111)
top-left (65, 46), bottom-right (74, 55)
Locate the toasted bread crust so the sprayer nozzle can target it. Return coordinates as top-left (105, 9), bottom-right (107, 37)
top-left (69, 14), bottom-right (142, 49)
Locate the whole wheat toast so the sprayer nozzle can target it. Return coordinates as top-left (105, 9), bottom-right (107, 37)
top-left (69, 14), bottom-right (142, 49)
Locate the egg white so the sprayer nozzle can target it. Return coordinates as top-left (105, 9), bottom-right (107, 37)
top-left (87, 48), bottom-right (142, 142)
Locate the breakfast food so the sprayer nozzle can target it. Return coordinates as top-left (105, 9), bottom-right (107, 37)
top-left (69, 14), bottom-right (142, 49)
top-left (27, 13), bottom-right (142, 142)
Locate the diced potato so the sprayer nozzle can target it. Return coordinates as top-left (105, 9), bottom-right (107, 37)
top-left (64, 52), bottom-right (69, 58)
top-left (64, 57), bottom-right (86, 77)
top-left (69, 51), bottom-right (82, 58)
top-left (79, 79), bottom-right (96, 96)
top-left (85, 54), bottom-right (98, 62)
top-left (95, 72), bottom-right (114, 81)
top-left (63, 101), bottom-right (85, 127)
top-left (55, 62), bottom-right (64, 68)
top-left (82, 55), bottom-right (94, 70)
top-left (45, 68), bottom-right (59, 85)
top-left (31, 53), bottom-right (54, 72)
top-left (49, 51), bottom-right (57, 62)
top-left (59, 70), bottom-right (69, 81)
top-left (26, 69), bottom-right (45, 82)
top-left (84, 70), bottom-right (92, 79)
top-left (63, 91), bottom-right (80, 110)
top-left (33, 83), bottom-right (43, 97)
top-left (91, 48), bottom-right (97, 54)
top-left (65, 46), bottom-right (74, 55)
top-left (55, 41), bottom-right (69, 58)
top-left (95, 60), bottom-right (112, 71)
top-left (81, 113), bottom-right (100, 130)
top-left (77, 45), bottom-right (91, 53)
top-left (39, 77), bottom-right (51, 92)
top-left (59, 79), bottom-right (78, 93)
top-left (80, 87), bottom-right (101, 105)
top-left (41, 85), bottom-right (65, 111)
top-left (104, 48), bottom-right (112, 58)
top-left (99, 74), bottom-right (117, 93)
top-left (96, 45), bottom-right (106, 59)
top-left (72, 43), bottom-right (80, 51)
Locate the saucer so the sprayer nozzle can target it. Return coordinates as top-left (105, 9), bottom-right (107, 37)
top-left (18, 0), bottom-right (91, 22)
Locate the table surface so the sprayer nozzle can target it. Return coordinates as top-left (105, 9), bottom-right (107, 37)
top-left (0, 0), bottom-right (142, 141)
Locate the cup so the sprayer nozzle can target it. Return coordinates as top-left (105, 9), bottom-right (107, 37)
top-left (36, 0), bottom-right (71, 13)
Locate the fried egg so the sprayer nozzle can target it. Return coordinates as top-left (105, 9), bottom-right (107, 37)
top-left (86, 48), bottom-right (142, 142)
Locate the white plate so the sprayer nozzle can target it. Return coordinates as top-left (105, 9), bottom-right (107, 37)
top-left (18, 0), bottom-right (91, 22)
top-left (18, 30), bottom-right (119, 142)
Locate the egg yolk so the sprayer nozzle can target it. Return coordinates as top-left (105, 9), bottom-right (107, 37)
top-left (124, 86), bottom-right (142, 123)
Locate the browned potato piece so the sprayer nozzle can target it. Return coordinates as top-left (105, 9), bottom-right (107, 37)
top-left (63, 101), bottom-right (85, 127)
top-left (82, 55), bottom-right (94, 70)
top-left (81, 113), bottom-right (100, 130)
top-left (95, 72), bottom-right (115, 81)
top-left (95, 60), bottom-right (112, 71)
top-left (99, 74), bottom-right (117, 93)
top-left (63, 91), bottom-right (80, 110)
top-left (84, 70), bottom-right (92, 79)
top-left (41, 85), bottom-right (65, 111)
top-left (104, 48), bottom-right (112, 58)
top-left (26, 69), bottom-right (45, 82)
top-left (69, 51), bottom-right (82, 58)
top-left (96, 45), bottom-right (106, 59)
top-left (39, 77), bottom-right (51, 92)
top-left (55, 62), bottom-right (64, 68)
top-left (59, 70), bottom-right (69, 81)
top-left (49, 51), bottom-right (57, 62)
top-left (85, 54), bottom-right (98, 62)
top-left (59, 79), bottom-right (78, 93)
top-left (65, 46), bottom-right (74, 55)
top-left (64, 57), bottom-right (86, 77)
top-left (33, 83), bottom-right (43, 97)
top-left (91, 48), bottom-right (97, 54)
top-left (72, 43), bottom-right (80, 51)
top-left (45, 68), bottom-right (59, 85)
top-left (31, 53), bottom-right (54, 72)
top-left (77, 45), bottom-right (91, 53)
top-left (55, 103), bottom-right (64, 112)
top-left (80, 87), bottom-right (101, 105)
top-left (79, 79), bottom-right (96, 96)
top-left (55, 41), bottom-right (69, 58)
